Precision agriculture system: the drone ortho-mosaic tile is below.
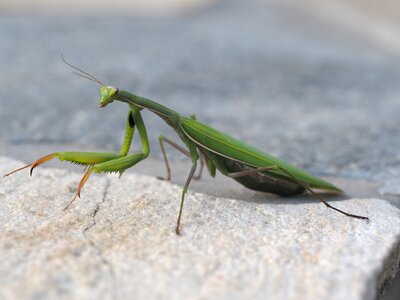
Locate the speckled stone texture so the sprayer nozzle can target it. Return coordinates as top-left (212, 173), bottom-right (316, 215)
top-left (1, 157), bottom-right (399, 300)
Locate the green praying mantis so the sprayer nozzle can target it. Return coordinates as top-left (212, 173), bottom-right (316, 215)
top-left (4, 57), bottom-right (369, 234)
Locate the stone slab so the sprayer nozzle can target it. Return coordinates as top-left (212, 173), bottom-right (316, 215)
top-left (1, 156), bottom-right (399, 300)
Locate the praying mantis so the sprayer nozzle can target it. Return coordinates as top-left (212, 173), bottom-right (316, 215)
top-left (4, 57), bottom-right (369, 234)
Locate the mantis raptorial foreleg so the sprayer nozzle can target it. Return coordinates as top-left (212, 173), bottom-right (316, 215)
top-left (5, 107), bottom-right (151, 210)
top-left (3, 152), bottom-right (120, 177)
top-left (4, 109), bottom-right (137, 177)
top-left (63, 107), bottom-right (150, 209)
top-left (158, 135), bottom-right (204, 181)
top-left (64, 152), bottom-right (147, 210)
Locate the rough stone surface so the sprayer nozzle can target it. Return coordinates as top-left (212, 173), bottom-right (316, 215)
top-left (1, 156), bottom-right (400, 300)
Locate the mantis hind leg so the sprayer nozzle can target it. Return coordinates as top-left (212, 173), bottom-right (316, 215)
top-left (227, 166), bottom-right (278, 178)
top-left (275, 166), bottom-right (369, 221)
top-left (158, 135), bottom-right (204, 181)
top-left (227, 164), bottom-right (369, 221)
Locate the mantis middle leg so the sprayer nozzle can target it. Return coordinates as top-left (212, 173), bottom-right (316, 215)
top-left (175, 140), bottom-right (199, 235)
top-left (158, 135), bottom-right (204, 181)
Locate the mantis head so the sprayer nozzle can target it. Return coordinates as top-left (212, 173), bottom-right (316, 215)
top-left (99, 86), bottom-right (119, 107)
top-left (61, 55), bottom-right (117, 108)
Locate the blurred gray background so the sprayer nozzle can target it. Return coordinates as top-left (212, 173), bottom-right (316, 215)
top-left (1, 0), bottom-right (400, 298)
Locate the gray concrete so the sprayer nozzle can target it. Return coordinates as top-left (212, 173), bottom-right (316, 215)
top-left (1, 156), bottom-right (400, 300)
top-left (1, 0), bottom-right (400, 298)
top-left (1, 1), bottom-right (400, 186)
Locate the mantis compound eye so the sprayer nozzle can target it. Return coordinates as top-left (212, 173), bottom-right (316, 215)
top-left (99, 86), bottom-right (118, 107)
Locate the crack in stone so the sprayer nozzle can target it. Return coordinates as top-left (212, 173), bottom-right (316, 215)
top-left (82, 177), bottom-right (116, 298)
top-left (83, 178), bottom-right (111, 234)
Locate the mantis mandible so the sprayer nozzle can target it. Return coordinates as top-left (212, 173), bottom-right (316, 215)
top-left (4, 57), bottom-right (369, 234)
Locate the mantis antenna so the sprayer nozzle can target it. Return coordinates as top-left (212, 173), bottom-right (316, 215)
top-left (61, 54), bottom-right (105, 87)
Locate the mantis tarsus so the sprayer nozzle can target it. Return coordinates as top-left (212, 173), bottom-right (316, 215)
top-left (4, 57), bottom-right (369, 234)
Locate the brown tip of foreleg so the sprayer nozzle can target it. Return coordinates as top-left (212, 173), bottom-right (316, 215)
top-left (63, 168), bottom-right (93, 211)
top-left (4, 163), bottom-right (34, 177)
top-left (3, 153), bottom-right (56, 177)
top-left (63, 193), bottom-right (79, 211)
top-left (29, 154), bottom-right (56, 176)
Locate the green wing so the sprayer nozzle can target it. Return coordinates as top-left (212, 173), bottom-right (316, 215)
top-left (180, 117), bottom-right (342, 192)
